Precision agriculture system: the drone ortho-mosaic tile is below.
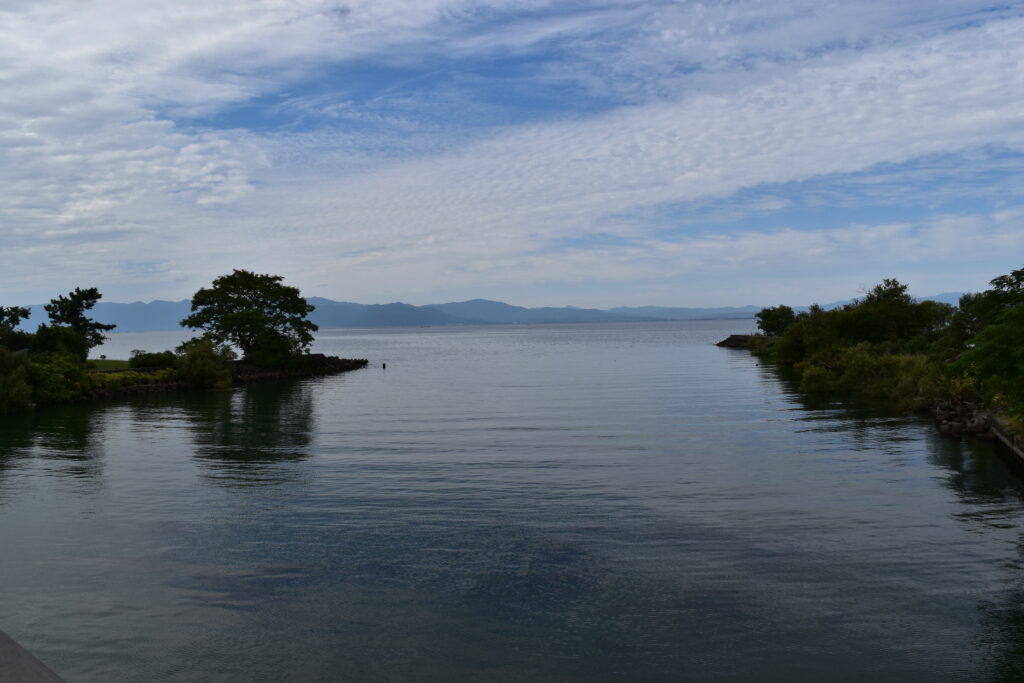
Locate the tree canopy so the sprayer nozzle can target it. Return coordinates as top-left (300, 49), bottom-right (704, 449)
top-left (0, 305), bottom-right (30, 330)
top-left (180, 270), bottom-right (317, 366)
top-left (43, 287), bottom-right (116, 356)
top-left (755, 305), bottom-right (795, 337)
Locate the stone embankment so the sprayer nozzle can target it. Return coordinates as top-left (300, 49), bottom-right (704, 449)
top-left (930, 401), bottom-right (1024, 467)
top-left (931, 401), bottom-right (991, 438)
top-left (715, 334), bottom-right (752, 348)
top-left (230, 354), bottom-right (368, 383)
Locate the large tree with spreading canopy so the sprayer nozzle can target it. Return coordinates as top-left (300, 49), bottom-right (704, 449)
top-left (181, 270), bottom-right (317, 366)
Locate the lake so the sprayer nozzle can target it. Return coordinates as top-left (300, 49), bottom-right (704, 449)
top-left (2, 321), bottom-right (1023, 681)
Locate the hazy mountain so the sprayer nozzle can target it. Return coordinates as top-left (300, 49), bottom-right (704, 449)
top-left (308, 299), bottom-right (479, 327)
top-left (608, 305), bottom-right (762, 320)
top-left (430, 299), bottom-right (655, 324)
top-left (23, 300), bottom-right (191, 332)
top-left (13, 293), bottom-right (965, 332)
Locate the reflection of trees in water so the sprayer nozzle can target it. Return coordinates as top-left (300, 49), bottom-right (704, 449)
top-left (0, 404), bottom-right (105, 487)
top-left (755, 358), bottom-right (1021, 497)
top-left (181, 381), bottom-right (316, 487)
top-left (756, 353), bottom-right (1024, 680)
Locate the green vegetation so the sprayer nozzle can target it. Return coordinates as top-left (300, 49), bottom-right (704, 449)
top-left (129, 350), bottom-right (176, 369)
top-left (1, 287), bottom-right (115, 411)
top-left (1, 272), bottom-right (322, 412)
top-left (43, 287), bottom-right (116, 360)
top-left (174, 338), bottom-right (233, 390)
top-left (755, 304), bottom-right (796, 337)
top-left (752, 267), bottom-right (1024, 427)
top-left (180, 269), bottom-right (317, 368)
top-left (90, 359), bottom-right (130, 371)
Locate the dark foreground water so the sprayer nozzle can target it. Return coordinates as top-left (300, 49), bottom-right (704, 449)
top-left (2, 321), bottom-right (1024, 682)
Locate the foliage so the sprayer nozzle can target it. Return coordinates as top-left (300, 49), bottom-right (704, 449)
top-left (181, 270), bottom-right (317, 367)
top-left (129, 349), bottom-right (177, 369)
top-left (953, 305), bottom-right (1024, 414)
top-left (85, 368), bottom-right (179, 391)
top-left (756, 305), bottom-right (795, 337)
top-left (175, 338), bottom-right (232, 390)
top-left (753, 268), bottom-right (1024, 427)
top-left (0, 305), bottom-right (30, 330)
top-left (31, 324), bottom-right (89, 360)
top-left (754, 279), bottom-right (954, 408)
top-left (28, 352), bottom-right (87, 404)
top-left (955, 266), bottom-right (1024, 339)
top-left (43, 287), bottom-right (116, 358)
top-left (0, 347), bottom-right (34, 412)
top-left (0, 326), bottom-right (33, 352)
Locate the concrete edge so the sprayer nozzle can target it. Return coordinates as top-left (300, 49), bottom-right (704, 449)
top-left (0, 630), bottom-right (66, 683)
top-left (990, 416), bottom-right (1024, 468)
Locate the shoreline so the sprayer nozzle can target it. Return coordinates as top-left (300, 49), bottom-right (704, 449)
top-left (716, 334), bottom-right (1024, 474)
top-left (72, 354), bottom-right (368, 404)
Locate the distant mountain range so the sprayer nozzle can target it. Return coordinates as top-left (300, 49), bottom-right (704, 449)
top-left (16, 293), bottom-right (965, 333)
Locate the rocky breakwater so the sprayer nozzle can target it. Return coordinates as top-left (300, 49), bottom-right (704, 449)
top-left (931, 401), bottom-right (991, 438)
top-left (230, 354), bottom-right (368, 383)
top-left (715, 334), bottom-right (752, 349)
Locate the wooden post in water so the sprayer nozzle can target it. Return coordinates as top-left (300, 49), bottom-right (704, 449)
top-left (0, 630), bottom-right (65, 683)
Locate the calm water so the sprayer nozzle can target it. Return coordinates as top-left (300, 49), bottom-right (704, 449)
top-left (2, 321), bottom-right (1024, 682)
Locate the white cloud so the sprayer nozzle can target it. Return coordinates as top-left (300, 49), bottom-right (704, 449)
top-left (221, 16), bottom-right (1024, 298)
top-left (1, 1), bottom-right (1023, 306)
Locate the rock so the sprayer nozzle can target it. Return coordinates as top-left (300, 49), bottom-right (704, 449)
top-left (966, 416), bottom-right (990, 433)
top-left (715, 335), bottom-right (752, 348)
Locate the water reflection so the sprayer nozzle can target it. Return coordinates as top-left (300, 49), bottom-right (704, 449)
top-left (755, 358), bottom-right (1024, 500)
top-left (0, 404), bottom-right (106, 486)
top-left (180, 381), bottom-right (315, 487)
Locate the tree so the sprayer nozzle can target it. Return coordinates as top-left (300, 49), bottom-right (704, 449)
top-left (755, 305), bottom-right (796, 337)
top-left (0, 305), bottom-right (30, 331)
top-left (0, 305), bottom-right (32, 350)
top-left (43, 287), bottom-right (115, 357)
top-left (954, 305), bottom-right (1024, 413)
top-left (180, 270), bottom-right (317, 366)
top-left (951, 264), bottom-right (1024, 413)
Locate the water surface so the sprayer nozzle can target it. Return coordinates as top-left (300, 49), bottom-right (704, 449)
top-left (2, 321), bottom-right (1023, 681)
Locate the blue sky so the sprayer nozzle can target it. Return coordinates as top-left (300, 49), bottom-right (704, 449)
top-left (2, 0), bottom-right (1023, 308)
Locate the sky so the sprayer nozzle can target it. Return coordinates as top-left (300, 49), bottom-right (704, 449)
top-left (2, 0), bottom-right (1024, 308)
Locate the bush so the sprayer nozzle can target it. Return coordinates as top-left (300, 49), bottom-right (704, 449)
top-left (129, 349), bottom-right (176, 369)
top-left (0, 327), bottom-right (33, 351)
top-left (28, 352), bottom-right (87, 404)
top-left (176, 338), bottom-right (232, 390)
top-left (798, 364), bottom-right (833, 394)
top-left (31, 324), bottom-right (88, 361)
top-left (85, 368), bottom-right (179, 391)
top-left (0, 348), bottom-right (34, 412)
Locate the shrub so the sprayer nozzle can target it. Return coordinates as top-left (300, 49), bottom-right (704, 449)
top-left (0, 348), bottom-right (34, 412)
top-left (85, 368), bottom-right (179, 391)
top-left (129, 349), bottom-right (176, 369)
top-left (798, 364), bottom-right (833, 394)
top-left (31, 324), bottom-right (89, 361)
top-left (176, 338), bottom-right (232, 390)
top-left (28, 352), bottom-right (86, 404)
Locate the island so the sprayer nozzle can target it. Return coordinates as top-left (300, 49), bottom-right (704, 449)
top-left (0, 271), bottom-right (368, 412)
